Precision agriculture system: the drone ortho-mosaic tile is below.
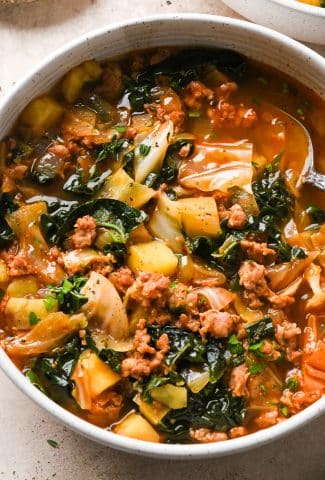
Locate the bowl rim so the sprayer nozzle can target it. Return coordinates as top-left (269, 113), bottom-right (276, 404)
top-left (0, 12), bottom-right (325, 459)
top-left (270, 0), bottom-right (325, 16)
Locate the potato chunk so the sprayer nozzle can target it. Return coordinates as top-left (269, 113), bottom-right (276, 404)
top-left (20, 96), bottom-right (64, 133)
top-left (127, 240), bottom-right (178, 276)
top-left (6, 276), bottom-right (39, 297)
top-left (138, 397), bottom-right (170, 426)
top-left (98, 168), bottom-right (155, 209)
top-left (114, 413), bottom-right (160, 442)
top-left (72, 350), bottom-right (121, 410)
top-left (5, 297), bottom-right (58, 330)
top-left (61, 60), bottom-right (103, 103)
top-left (177, 196), bottom-right (220, 237)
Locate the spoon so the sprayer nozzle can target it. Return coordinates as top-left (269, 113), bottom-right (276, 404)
top-left (278, 108), bottom-right (325, 192)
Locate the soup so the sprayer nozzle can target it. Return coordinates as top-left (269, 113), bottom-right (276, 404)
top-left (0, 47), bottom-right (324, 444)
top-left (298, 0), bottom-right (324, 7)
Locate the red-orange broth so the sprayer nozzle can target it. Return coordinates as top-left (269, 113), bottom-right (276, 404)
top-left (0, 47), bottom-right (324, 444)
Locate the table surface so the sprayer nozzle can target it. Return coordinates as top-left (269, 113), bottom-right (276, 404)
top-left (0, 1), bottom-right (324, 478)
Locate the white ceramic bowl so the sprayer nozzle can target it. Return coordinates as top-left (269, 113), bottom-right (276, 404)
top-left (0, 14), bottom-right (325, 459)
top-left (222, 0), bottom-right (325, 44)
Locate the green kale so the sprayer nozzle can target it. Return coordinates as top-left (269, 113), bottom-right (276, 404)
top-left (148, 139), bottom-right (194, 188)
top-left (49, 275), bottom-right (88, 314)
top-left (63, 167), bottom-right (110, 196)
top-left (27, 195), bottom-right (78, 245)
top-left (306, 205), bottom-right (325, 224)
top-left (125, 82), bottom-right (152, 112)
top-left (39, 197), bottom-right (146, 245)
top-left (138, 48), bottom-right (247, 88)
top-left (97, 137), bottom-right (128, 162)
top-left (0, 193), bottom-right (18, 246)
top-left (252, 161), bottom-right (293, 222)
top-left (159, 383), bottom-right (246, 441)
top-left (148, 326), bottom-right (234, 385)
top-left (245, 317), bottom-right (274, 344)
top-left (99, 348), bottom-right (123, 373)
top-left (32, 334), bottom-right (84, 392)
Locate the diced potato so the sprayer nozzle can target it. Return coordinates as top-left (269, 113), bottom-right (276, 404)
top-left (20, 96), bottom-right (64, 134)
top-left (127, 240), bottom-right (178, 276)
top-left (129, 224), bottom-right (153, 244)
top-left (72, 350), bottom-right (121, 410)
top-left (0, 259), bottom-right (9, 289)
top-left (6, 276), bottom-right (39, 297)
top-left (61, 60), bottom-right (103, 103)
top-left (114, 413), bottom-right (160, 442)
top-left (5, 297), bottom-right (58, 330)
top-left (151, 384), bottom-right (187, 409)
top-left (177, 196), bottom-right (221, 237)
top-left (138, 398), bottom-right (170, 425)
top-left (98, 168), bottom-right (155, 209)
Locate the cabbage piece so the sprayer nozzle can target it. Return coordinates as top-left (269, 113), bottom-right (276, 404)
top-left (267, 254), bottom-right (317, 291)
top-left (6, 202), bottom-right (65, 285)
top-left (179, 141), bottom-right (253, 193)
top-left (148, 192), bottom-right (184, 253)
top-left (302, 315), bottom-right (325, 393)
top-left (62, 249), bottom-right (112, 275)
top-left (134, 121), bottom-right (174, 183)
top-left (4, 312), bottom-right (86, 357)
top-left (193, 287), bottom-right (234, 311)
top-left (304, 264), bottom-right (325, 313)
top-left (81, 272), bottom-right (128, 340)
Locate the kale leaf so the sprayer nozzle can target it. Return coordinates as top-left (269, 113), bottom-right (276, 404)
top-left (245, 317), bottom-right (274, 344)
top-left (160, 384), bottom-right (246, 441)
top-left (97, 137), bottom-right (128, 163)
top-left (148, 326), bottom-right (233, 384)
top-left (138, 48), bottom-right (247, 87)
top-left (252, 164), bottom-right (293, 222)
top-left (306, 205), bottom-right (325, 224)
top-left (0, 193), bottom-right (18, 246)
top-left (49, 275), bottom-right (88, 314)
top-left (125, 48), bottom-right (246, 112)
top-left (31, 334), bottom-right (84, 393)
top-left (27, 195), bottom-right (78, 245)
top-left (63, 167), bottom-right (110, 196)
top-left (39, 197), bottom-right (146, 245)
top-left (147, 139), bottom-right (194, 188)
top-left (99, 348), bottom-right (123, 373)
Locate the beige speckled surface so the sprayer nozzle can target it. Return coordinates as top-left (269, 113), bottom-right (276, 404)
top-left (0, 1), bottom-right (324, 478)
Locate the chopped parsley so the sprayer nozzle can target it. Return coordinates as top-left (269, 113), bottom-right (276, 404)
top-left (29, 311), bottom-right (40, 326)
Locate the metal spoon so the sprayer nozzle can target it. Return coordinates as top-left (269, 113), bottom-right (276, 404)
top-left (278, 108), bottom-right (325, 192)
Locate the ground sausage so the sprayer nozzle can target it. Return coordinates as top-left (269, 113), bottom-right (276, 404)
top-left (109, 267), bottom-right (134, 294)
top-left (200, 310), bottom-right (239, 339)
top-left (128, 272), bottom-right (170, 308)
top-left (190, 428), bottom-right (228, 443)
top-left (240, 240), bottom-right (276, 263)
top-left (229, 364), bottom-right (250, 397)
top-left (70, 215), bottom-right (97, 249)
top-left (227, 204), bottom-right (247, 229)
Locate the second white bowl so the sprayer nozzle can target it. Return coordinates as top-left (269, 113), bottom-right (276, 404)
top-left (222, 0), bottom-right (325, 44)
